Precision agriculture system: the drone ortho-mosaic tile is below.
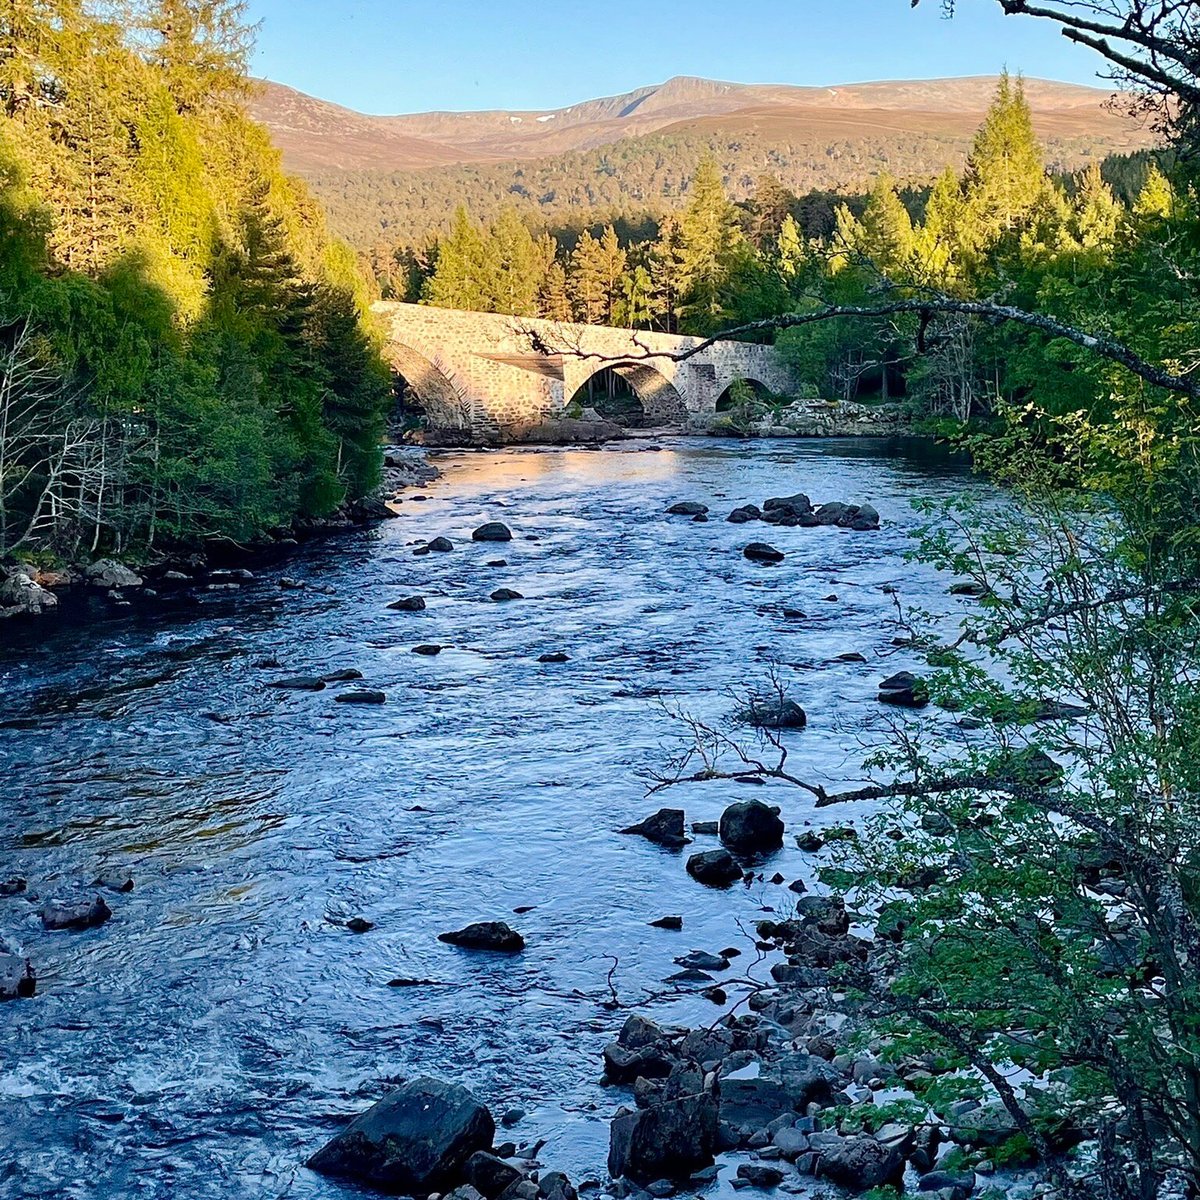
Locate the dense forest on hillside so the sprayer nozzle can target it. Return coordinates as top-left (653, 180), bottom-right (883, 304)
top-left (314, 118), bottom-right (1139, 249)
top-left (0, 0), bottom-right (389, 561)
top-left (391, 75), bottom-right (1170, 434)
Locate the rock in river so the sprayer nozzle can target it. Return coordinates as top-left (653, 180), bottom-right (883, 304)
top-left (308, 1076), bottom-right (496, 1193)
top-left (336, 690), bottom-right (387, 705)
top-left (743, 543), bottom-right (784, 564)
top-left (0, 935), bottom-right (35, 1000)
top-left (0, 571), bottom-right (58, 617)
top-left (621, 808), bottom-right (686, 848)
top-left (428, 537), bottom-right (454, 552)
top-left (388, 595), bottom-right (427, 611)
top-left (877, 671), bottom-right (928, 708)
top-left (719, 799), bottom-right (784, 854)
top-left (686, 849), bottom-right (743, 887)
top-left (814, 1134), bottom-right (904, 1192)
top-left (84, 558), bottom-right (143, 589)
top-left (667, 502), bottom-right (708, 516)
top-left (490, 588), bottom-right (523, 602)
top-left (608, 1092), bottom-right (718, 1182)
top-left (269, 676), bottom-right (326, 691)
top-left (438, 921), bottom-right (525, 952)
top-left (41, 895), bottom-right (111, 931)
top-left (413, 644), bottom-right (444, 656)
top-left (472, 522), bottom-right (513, 542)
top-left (738, 697), bottom-right (806, 730)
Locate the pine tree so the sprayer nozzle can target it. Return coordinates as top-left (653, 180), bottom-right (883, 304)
top-left (749, 173), bottom-right (796, 249)
top-left (616, 263), bottom-right (653, 329)
top-left (1134, 162), bottom-right (1176, 220)
top-left (777, 213), bottom-right (805, 281)
top-left (858, 173), bottom-right (915, 276)
top-left (424, 205), bottom-right (488, 310)
top-left (569, 229), bottom-right (609, 324)
top-left (598, 224), bottom-right (626, 325)
top-left (486, 207), bottom-right (542, 316)
top-left (676, 156), bottom-right (741, 332)
top-left (538, 259), bottom-right (571, 322)
top-left (916, 168), bottom-right (966, 284)
top-left (142, 0), bottom-right (252, 113)
top-left (1071, 162), bottom-right (1122, 250)
top-left (962, 72), bottom-right (1049, 248)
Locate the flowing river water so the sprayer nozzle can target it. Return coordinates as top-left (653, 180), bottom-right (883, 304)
top-left (0, 438), bottom-right (982, 1200)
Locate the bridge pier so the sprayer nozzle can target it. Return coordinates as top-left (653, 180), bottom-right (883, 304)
top-left (373, 302), bottom-right (796, 437)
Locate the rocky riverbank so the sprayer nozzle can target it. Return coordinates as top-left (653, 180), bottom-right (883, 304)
top-left (0, 447), bottom-right (439, 622)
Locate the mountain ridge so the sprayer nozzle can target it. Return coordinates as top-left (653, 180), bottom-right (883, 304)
top-left (249, 73), bottom-right (1145, 175)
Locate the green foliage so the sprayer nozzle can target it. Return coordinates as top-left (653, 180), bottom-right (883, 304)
top-left (0, 0), bottom-right (387, 558)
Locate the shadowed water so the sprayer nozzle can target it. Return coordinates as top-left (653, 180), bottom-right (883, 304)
top-left (0, 438), bottom-right (980, 1199)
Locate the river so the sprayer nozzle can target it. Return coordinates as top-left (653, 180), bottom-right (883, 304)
top-left (0, 437), bottom-right (980, 1200)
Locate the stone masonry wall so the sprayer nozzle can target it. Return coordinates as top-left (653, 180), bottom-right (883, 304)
top-left (373, 302), bottom-right (795, 434)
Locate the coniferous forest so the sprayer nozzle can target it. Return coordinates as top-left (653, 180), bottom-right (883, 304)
top-left (0, 0), bottom-right (390, 560)
top-left (6, 5), bottom-right (1200, 1200)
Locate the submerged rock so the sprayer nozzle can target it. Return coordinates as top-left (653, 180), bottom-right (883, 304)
top-left (473, 522), bottom-right (513, 543)
top-left (490, 588), bottom-right (523, 602)
top-left (322, 669), bottom-right (364, 682)
top-left (438, 921), bottom-right (525, 952)
top-left (41, 895), bottom-right (111, 931)
top-left (307, 1076), bottom-right (495, 1192)
top-left (538, 652), bottom-right (570, 663)
top-left (667, 502), bottom-right (708, 516)
top-left (269, 676), bottom-right (326, 691)
top-left (743, 543), bottom-right (784, 564)
top-left (336, 690), bottom-right (387, 705)
top-left (621, 809), bottom-right (687, 848)
top-left (413, 644), bottom-right (444, 656)
top-left (719, 800), bottom-right (785, 854)
top-left (388, 595), bottom-right (427, 611)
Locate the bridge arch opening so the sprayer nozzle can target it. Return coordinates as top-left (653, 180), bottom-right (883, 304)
top-left (715, 377), bottom-right (775, 414)
top-left (387, 343), bottom-right (471, 434)
top-left (568, 361), bottom-right (686, 428)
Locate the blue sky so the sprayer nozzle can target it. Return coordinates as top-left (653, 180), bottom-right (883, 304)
top-left (246, 0), bottom-right (1114, 114)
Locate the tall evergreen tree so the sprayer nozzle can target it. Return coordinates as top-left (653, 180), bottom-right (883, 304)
top-left (676, 157), bottom-right (742, 332)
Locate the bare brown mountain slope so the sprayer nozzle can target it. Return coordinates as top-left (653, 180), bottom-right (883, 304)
top-left (249, 74), bottom-right (1150, 175)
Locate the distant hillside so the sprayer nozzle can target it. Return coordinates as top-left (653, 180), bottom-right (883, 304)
top-left (248, 74), bottom-right (1156, 248)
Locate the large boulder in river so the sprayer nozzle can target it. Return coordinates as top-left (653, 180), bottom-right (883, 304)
top-left (621, 808), bottom-right (686, 848)
top-left (41, 895), bottom-right (111, 931)
top-left (84, 559), bottom-right (143, 589)
top-left (608, 1092), bottom-right (718, 1182)
top-left (814, 1134), bottom-right (904, 1191)
top-left (308, 1077), bottom-right (495, 1192)
top-left (438, 921), bottom-right (525, 952)
top-left (686, 849), bottom-right (743, 887)
top-left (0, 571), bottom-right (58, 617)
top-left (472, 522), bottom-right (512, 543)
top-left (719, 800), bottom-right (784, 854)
top-left (738, 697), bottom-right (806, 730)
top-left (877, 671), bottom-right (928, 708)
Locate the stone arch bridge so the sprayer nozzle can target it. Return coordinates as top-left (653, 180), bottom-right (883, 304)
top-left (372, 302), bottom-right (795, 437)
